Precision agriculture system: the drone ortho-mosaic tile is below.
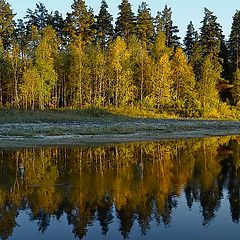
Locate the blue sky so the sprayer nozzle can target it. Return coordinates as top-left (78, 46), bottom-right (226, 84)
top-left (7, 0), bottom-right (239, 39)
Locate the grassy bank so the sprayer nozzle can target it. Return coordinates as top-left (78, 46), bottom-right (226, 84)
top-left (0, 108), bottom-right (124, 124)
top-left (0, 107), bottom-right (180, 124)
top-left (0, 106), bottom-right (238, 124)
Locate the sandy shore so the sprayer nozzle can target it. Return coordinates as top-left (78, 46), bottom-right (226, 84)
top-left (0, 119), bottom-right (240, 148)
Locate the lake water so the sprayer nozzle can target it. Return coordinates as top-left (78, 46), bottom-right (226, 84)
top-left (1, 136), bottom-right (240, 240)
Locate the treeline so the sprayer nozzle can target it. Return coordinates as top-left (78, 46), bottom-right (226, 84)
top-left (0, 0), bottom-right (240, 117)
top-left (0, 137), bottom-right (240, 239)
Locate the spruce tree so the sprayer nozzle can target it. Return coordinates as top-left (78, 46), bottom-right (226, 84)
top-left (189, 40), bottom-right (203, 82)
top-left (199, 8), bottom-right (222, 58)
top-left (229, 10), bottom-right (240, 72)
top-left (136, 2), bottom-right (154, 48)
top-left (95, 0), bottom-right (114, 49)
top-left (183, 21), bottom-right (198, 60)
top-left (115, 0), bottom-right (135, 39)
top-left (0, 0), bottom-right (15, 49)
top-left (155, 5), bottom-right (180, 48)
top-left (200, 8), bottom-right (230, 102)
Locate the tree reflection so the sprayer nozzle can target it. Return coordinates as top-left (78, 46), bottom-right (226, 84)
top-left (0, 137), bottom-right (240, 239)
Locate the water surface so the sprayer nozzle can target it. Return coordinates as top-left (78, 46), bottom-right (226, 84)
top-left (1, 136), bottom-right (240, 239)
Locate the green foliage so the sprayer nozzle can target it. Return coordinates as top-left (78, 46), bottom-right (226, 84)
top-left (0, 0), bottom-right (239, 119)
top-left (136, 2), bottom-right (154, 48)
top-left (68, 35), bottom-right (85, 107)
top-left (20, 66), bottom-right (41, 109)
top-left (155, 5), bottom-right (180, 48)
top-left (232, 70), bottom-right (240, 106)
top-left (25, 2), bottom-right (50, 31)
top-left (115, 0), bottom-right (135, 39)
top-left (150, 47), bottom-right (172, 109)
top-left (0, 0), bottom-right (15, 49)
top-left (197, 55), bottom-right (221, 116)
top-left (65, 0), bottom-right (95, 43)
top-left (95, 0), bottom-right (113, 49)
top-left (171, 48), bottom-right (196, 111)
top-left (35, 27), bottom-right (58, 109)
top-left (229, 10), bottom-right (240, 72)
top-left (184, 21), bottom-right (198, 60)
top-left (200, 8), bottom-right (222, 58)
top-left (108, 37), bottom-right (135, 107)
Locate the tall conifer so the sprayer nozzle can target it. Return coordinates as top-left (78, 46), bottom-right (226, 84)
top-left (95, 0), bottom-right (113, 49)
top-left (115, 0), bottom-right (135, 39)
top-left (184, 21), bottom-right (198, 60)
top-left (136, 2), bottom-right (154, 48)
top-left (155, 5), bottom-right (180, 48)
top-left (0, 0), bottom-right (15, 49)
top-left (229, 10), bottom-right (240, 72)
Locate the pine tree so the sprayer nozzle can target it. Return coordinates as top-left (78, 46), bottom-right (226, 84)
top-left (65, 0), bottom-right (95, 44)
top-left (229, 10), bottom-right (240, 72)
top-left (183, 21), bottom-right (198, 60)
top-left (136, 2), bottom-right (154, 48)
top-left (15, 19), bottom-right (28, 55)
top-left (95, 0), bottom-right (113, 49)
top-left (155, 5), bottom-right (180, 48)
top-left (0, 0), bottom-right (15, 49)
top-left (25, 3), bottom-right (50, 31)
top-left (48, 11), bottom-right (65, 41)
top-left (115, 0), bottom-right (135, 39)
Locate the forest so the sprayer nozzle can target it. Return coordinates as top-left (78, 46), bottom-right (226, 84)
top-left (0, 0), bottom-right (240, 118)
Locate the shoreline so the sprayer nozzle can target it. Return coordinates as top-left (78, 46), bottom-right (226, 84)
top-left (0, 119), bottom-right (240, 148)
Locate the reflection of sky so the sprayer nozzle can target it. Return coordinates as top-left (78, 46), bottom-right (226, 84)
top-left (10, 191), bottom-right (240, 240)
top-left (7, 0), bottom-right (239, 39)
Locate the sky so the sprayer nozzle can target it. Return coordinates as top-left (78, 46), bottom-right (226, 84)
top-left (7, 0), bottom-right (240, 40)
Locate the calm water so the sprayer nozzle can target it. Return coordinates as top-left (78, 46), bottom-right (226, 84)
top-left (1, 136), bottom-right (240, 239)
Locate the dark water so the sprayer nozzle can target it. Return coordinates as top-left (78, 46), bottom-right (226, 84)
top-left (1, 136), bottom-right (240, 240)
